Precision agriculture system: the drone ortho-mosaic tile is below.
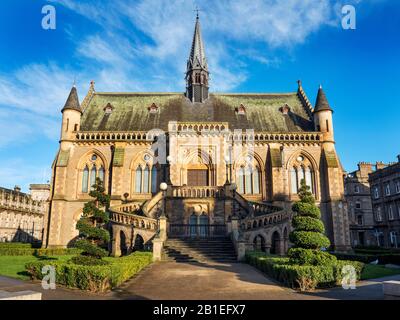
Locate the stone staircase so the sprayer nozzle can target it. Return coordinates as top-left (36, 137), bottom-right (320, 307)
top-left (163, 238), bottom-right (238, 263)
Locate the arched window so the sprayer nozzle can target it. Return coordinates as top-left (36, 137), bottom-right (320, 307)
top-left (135, 166), bottom-right (142, 193)
top-left (143, 165), bottom-right (150, 193)
top-left (151, 166), bottom-right (158, 193)
top-left (237, 164), bottom-right (261, 195)
top-left (82, 166), bottom-right (89, 193)
top-left (290, 157), bottom-right (315, 195)
top-left (90, 165), bottom-right (97, 190)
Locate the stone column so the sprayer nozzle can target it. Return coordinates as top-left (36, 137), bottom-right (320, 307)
top-left (237, 240), bottom-right (246, 261)
top-left (152, 238), bottom-right (164, 262)
top-left (111, 226), bottom-right (121, 257)
top-left (159, 215), bottom-right (168, 242)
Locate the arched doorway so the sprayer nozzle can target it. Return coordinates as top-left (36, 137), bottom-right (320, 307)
top-left (134, 234), bottom-right (144, 251)
top-left (120, 231), bottom-right (128, 256)
top-left (270, 231), bottom-right (280, 255)
top-left (189, 214), bottom-right (197, 237)
top-left (199, 213), bottom-right (209, 237)
top-left (253, 234), bottom-right (266, 252)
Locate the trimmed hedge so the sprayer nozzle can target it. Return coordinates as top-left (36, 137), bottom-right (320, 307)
top-left (289, 248), bottom-right (337, 266)
top-left (246, 251), bottom-right (364, 291)
top-left (0, 247), bottom-right (82, 256)
top-left (334, 252), bottom-right (400, 265)
top-left (25, 252), bottom-right (152, 292)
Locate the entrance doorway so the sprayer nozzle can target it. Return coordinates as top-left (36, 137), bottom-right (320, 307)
top-left (187, 169), bottom-right (208, 186)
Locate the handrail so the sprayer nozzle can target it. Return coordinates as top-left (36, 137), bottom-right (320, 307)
top-left (142, 191), bottom-right (164, 217)
top-left (109, 211), bottom-right (158, 230)
top-left (171, 186), bottom-right (224, 198)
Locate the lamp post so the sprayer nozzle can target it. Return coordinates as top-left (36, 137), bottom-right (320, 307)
top-left (224, 155), bottom-right (230, 184)
top-left (231, 183), bottom-right (237, 218)
top-left (166, 155), bottom-right (172, 185)
top-left (159, 182), bottom-right (168, 217)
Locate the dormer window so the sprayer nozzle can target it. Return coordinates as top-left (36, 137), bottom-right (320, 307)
top-left (104, 103), bottom-right (113, 114)
top-left (148, 103), bottom-right (158, 114)
top-left (279, 104), bottom-right (291, 115)
top-left (235, 104), bottom-right (246, 115)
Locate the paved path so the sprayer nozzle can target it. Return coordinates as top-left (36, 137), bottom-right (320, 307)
top-left (1, 263), bottom-right (399, 300)
top-left (113, 261), bottom-right (323, 300)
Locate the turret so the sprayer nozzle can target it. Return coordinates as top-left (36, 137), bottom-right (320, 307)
top-left (60, 85), bottom-right (82, 143)
top-left (313, 85), bottom-right (334, 143)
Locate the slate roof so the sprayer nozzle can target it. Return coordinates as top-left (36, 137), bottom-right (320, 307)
top-left (314, 87), bottom-right (332, 113)
top-left (79, 92), bottom-right (315, 132)
top-left (62, 86), bottom-right (82, 114)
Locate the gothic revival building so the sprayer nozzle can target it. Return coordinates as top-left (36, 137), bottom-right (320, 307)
top-left (44, 16), bottom-right (351, 256)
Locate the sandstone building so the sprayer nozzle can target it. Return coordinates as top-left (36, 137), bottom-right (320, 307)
top-left (44, 16), bottom-right (351, 256)
top-left (0, 185), bottom-right (49, 243)
top-left (344, 163), bottom-right (378, 247)
top-left (369, 157), bottom-right (400, 248)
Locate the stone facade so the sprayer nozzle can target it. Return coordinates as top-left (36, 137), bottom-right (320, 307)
top-left (0, 185), bottom-right (49, 243)
top-left (44, 16), bottom-right (351, 254)
top-left (369, 157), bottom-right (400, 248)
top-left (344, 162), bottom-right (377, 247)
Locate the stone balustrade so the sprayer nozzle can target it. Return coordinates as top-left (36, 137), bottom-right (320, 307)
top-left (0, 188), bottom-right (45, 215)
top-left (76, 131), bottom-right (159, 142)
top-left (110, 202), bottom-right (143, 214)
top-left (249, 202), bottom-right (283, 216)
top-left (226, 132), bottom-right (322, 143)
top-left (240, 210), bottom-right (292, 231)
top-left (109, 211), bottom-right (158, 231)
top-left (171, 186), bottom-right (224, 198)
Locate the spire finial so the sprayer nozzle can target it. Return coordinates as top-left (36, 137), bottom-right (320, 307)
top-left (73, 76), bottom-right (76, 88)
top-left (194, 6), bottom-right (201, 19)
top-left (319, 84), bottom-right (322, 89)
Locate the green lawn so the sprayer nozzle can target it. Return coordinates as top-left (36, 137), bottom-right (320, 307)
top-left (361, 264), bottom-right (400, 280)
top-left (0, 255), bottom-right (75, 280)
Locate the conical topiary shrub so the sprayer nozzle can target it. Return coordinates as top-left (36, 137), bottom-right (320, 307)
top-left (73, 178), bottom-right (111, 265)
top-left (288, 180), bottom-right (337, 266)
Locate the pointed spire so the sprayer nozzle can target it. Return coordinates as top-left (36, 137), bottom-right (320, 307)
top-left (187, 14), bottom-right (208, 71)
top-left (61, 85), bottom-right (82, 114)
top-left (314, 85), bottom-right (332, 113)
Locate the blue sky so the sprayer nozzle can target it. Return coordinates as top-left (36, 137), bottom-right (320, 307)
top-left (0, 0), bottom-right (399, 192)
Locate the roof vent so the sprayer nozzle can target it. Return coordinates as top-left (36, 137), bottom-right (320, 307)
top-left (235, 104), bottom-right (246, 115)
top-left (104, 103), bottom-right (114, 114)
top-left (279, 104), bottom-right (291, 115)
top-left (148, 103), bottom-right (158, 114)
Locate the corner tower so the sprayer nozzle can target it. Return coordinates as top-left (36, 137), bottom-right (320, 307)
top-left (185, 14), bottom-right (209, 103)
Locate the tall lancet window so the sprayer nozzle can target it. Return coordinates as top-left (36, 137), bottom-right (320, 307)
top-left (82, 166), bottom-right (89, 193)
top-left (305, 167), bottom-right (313, 192)
top-left (90, 165), bottom-right (97, 190)
top-left (238, 167), bottom-right (245, 194)
top-left (253, 167), bottom-right (260, 194)
top-left (291, 168), bottom-right (298, 194)
top-left (245, 166), bottom-right (253, 194)
top-left (98, 166), bottom-right (105, 183)
top-left (135, 166), bottom-right (142, 193)
top-left (151, 166), bottom-right (158, 193)
top-left (143, 165), bottom-right (150, 193)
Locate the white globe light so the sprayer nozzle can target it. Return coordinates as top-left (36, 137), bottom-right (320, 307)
top-left (224, 155), bottom-right (230, 162)
top-left (166, 155), bottom-right (172, 163)
top-left (160, 182), bottom-right (168, 191)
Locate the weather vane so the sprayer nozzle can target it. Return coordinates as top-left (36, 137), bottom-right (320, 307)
top-left (194, 6), bottom-right (201, 18)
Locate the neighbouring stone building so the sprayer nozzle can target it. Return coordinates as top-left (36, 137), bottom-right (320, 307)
top-left (369, 157), bottom-right (400, 248)
top-left (0, 185), bottom-right (49, 243)
top-left (344, 162), bottom-right (378, 247)
top-left (44, 15), bottom-right (351, 256)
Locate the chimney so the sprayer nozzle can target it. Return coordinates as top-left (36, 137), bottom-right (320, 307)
top-left (375, 161), bottom-right (386, 171)
top-left (397, 155), bottom-right (400, 163)
top-left (357, 162), bottom-right (373, 176)
top-left (14, 185), bottom-right (21, 192)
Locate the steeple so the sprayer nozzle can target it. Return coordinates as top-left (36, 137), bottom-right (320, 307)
top-left (185, 14), bottom-right (209, 103)
top-left (314, 85), bottom-right (333, 113)
top-left (61, 85), bottom-right (82, 114)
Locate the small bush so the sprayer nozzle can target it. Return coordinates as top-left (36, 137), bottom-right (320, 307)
top-left (25, 252), bottom-right (152, 292)
top-left (246, 251), bottom-right (364, 291)
top-left (70, 255), bottom-right (109, 266)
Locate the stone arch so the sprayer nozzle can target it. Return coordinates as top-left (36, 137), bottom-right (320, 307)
top-left (252, 233), bottom-right (267, 252)
top-left (270, 230), bottom-right (281, 255)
